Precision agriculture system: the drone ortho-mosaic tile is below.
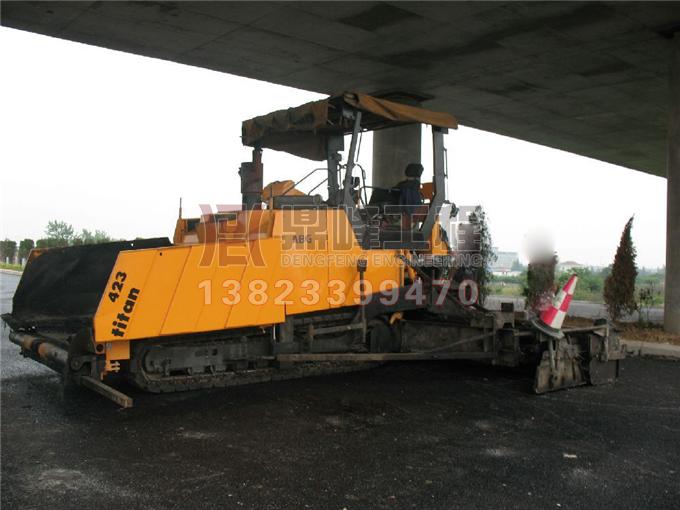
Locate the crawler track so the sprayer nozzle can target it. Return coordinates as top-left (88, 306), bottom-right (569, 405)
top-left (129, 354), bottom-right (375, 393)
top-left (125, 315), bottom-right (372, 393)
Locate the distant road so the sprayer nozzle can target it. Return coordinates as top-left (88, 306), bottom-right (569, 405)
top-left (486, 295), bottom-right (663, 324)
top-left (0, 272), bottom-right (20, 315)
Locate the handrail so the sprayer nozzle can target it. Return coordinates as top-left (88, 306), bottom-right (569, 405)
top-left (281, 167), bottom-right (327, 196)
top-left (307, 178), bottom-right (328, 195)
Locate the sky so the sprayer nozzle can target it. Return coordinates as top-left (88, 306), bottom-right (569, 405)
top-left (0, 27), bottom-right (668, 268)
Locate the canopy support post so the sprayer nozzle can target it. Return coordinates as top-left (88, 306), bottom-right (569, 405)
top-left (420, 127), bottom-right (448, 241)
top-left (342, 111), bottom-right (363, 206)
top-left (326, 135), bottom-right (343, 206)
top-left (341, 111), bottom-right (365, 244)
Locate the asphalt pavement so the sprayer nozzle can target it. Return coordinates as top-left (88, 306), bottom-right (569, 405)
top-left (2, 272), bottom-right (679, 509)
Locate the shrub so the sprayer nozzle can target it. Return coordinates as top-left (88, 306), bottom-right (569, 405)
top-left (524, 254), bottom-right (557, 312)
top-left (468, 206), bottom-right (496, 305)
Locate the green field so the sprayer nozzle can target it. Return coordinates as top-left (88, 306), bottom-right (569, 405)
top-left (491, 268), bottom-right (664, 306)
top-left (0, 262), bottom-right (22, 272)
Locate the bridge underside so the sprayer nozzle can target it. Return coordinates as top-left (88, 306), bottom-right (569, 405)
top-left (3, 1), bottom-right (679, 176)
top-left (3, 1), bottom-right (680, 332)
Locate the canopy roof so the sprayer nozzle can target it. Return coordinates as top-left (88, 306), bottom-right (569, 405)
top-left (242, 92), bottom-right (458, 160)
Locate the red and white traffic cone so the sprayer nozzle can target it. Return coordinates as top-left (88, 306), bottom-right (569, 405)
top-left (532, 274), bottom-right (578, 338)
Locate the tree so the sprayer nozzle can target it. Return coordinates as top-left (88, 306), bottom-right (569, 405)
top-left (71, 229), bottom-right (89, 245)
top-left (73, 228), bottom-right (112, 245)
top-left (45, 220), bottom-right (74, 247)
top-left (524, 253), bottom-right (558, 312)
top-left (604, 216), bottom-right (638, 321)
top-left (468, 206), bottom-right (496, 305)
top-left (0, 239), bottom-right (17, 263)
top-left (18, 239), bottom-right (35, 261)
top-left (36, 223), bottom-right (113, 249)
top-left (93, 230), bottom-right (112, 243)
top-left (36, 238), bottom-right (54, 249)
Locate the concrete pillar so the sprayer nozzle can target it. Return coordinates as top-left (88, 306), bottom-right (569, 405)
top-left (372, 123), bottom-right (422, 188)
top-left (665, 35), bottom-right (680, 334)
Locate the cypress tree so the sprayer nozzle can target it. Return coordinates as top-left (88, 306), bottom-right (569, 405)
top-left (604, 216), bottom-right (638, 321)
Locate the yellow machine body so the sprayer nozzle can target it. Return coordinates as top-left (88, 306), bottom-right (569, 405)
top-left (94, 208), bottom-right (447, 371)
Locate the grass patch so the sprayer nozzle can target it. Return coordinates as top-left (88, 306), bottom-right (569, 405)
top-left (493, 269), bottom-right (665, 306)
top-left (0, 262), bottom-right (22, 272)
top-left (489, 283), bottom-right (523, 297)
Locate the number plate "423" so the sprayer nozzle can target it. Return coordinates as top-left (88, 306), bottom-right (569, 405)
top-left (106, 270), bottom-right (141, 338)
top-left (108, 271), bottom-right (127, 302)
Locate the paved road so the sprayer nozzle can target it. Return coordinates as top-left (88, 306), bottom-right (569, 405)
top-left (2, 273), bottom-right (679, 509)
top-left (486, 295), bottom-right (664, 324)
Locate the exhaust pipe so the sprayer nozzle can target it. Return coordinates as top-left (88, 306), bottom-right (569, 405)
top-left (9, 332), bottom-right (68, 371)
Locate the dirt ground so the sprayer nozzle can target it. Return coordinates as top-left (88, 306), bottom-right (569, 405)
top-left (616, 323), bottom-right (680, 346)
top-left (564, 317), bottom-right (680, 346)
